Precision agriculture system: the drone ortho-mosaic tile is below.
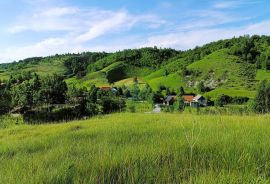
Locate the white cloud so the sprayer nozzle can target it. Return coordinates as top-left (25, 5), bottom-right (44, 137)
top-left (0, 1), bottom-right (268, 63)
top-left (213, 0), bottom-right (261, 9)
top-left (8, 6), bottom-right (164, 34)
top-left (74, 11), bottom-right (131, 43)
top-left (142, 20), bottom-right (270, 50)
top-left (1, 6), bottom-right (165, 62)
top-left (2, 19), bottom-right (270, 63)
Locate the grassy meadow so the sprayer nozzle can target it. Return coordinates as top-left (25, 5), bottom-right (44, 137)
top-left (1, 113), bottom-right (270, 183)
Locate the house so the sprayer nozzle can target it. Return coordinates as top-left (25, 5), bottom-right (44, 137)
top-left (192, 95), bottom-right (207, 107)
top-left (100, 87), bottom-right (112, 91)
top-left (163, 94), bottom-right (207, 107)
top-left (164, 95), bottom-right (176, 105)
top-left (99, 87), bottom-right (118, 93)
top-left (182, 94), bottom-right (207, 107)
top-left (183, 95), bottom-right (195, 106)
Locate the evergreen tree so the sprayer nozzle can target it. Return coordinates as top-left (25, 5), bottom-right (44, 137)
top-left (179, 86), bottom-right (185, 96)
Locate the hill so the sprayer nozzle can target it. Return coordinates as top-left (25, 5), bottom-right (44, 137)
top-left (1, 35), bottom-right (270, 99)
top-left (1, 113), bottom-right (270, 183)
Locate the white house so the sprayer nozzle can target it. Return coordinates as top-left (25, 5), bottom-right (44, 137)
top-left (192, 95), bottom-right (207, 107)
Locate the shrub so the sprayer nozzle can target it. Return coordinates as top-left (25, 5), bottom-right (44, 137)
top-left (127, 102), bottom-right (136, 113)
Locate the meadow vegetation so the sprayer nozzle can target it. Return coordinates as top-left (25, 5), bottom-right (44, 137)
top-left (1, 113), bottom-right (270, 183)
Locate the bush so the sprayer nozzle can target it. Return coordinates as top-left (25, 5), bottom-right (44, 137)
top-left (231, 96), bottom-right (249, 104)
top-left (127, 102), bottom-right (136, 113)
top-left (23, 105), bottom-right (83, 123)
top-left (215, 95), bottom-right (249, 107)
top-left (162, 105), bottom-right (174, 113)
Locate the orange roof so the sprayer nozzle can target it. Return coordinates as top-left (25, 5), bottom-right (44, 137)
top-left (100, 87), bottom-right (111, 91)
top-left (183, 95), bottom-right (194, 102)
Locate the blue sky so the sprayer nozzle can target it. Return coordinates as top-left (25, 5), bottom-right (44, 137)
top-left (0, 0), bottom-right (270, 63)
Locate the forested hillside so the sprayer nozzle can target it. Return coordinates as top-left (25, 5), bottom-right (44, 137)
top-left (1, 35), bottom-right (270, 99)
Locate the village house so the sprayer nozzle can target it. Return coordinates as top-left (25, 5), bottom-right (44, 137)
top-left (183, 94), bottom-right (195, 106)
top-left (164, 94), bottom-right (207, 107)
top-left (164, 95), bottom-right (177, 105)
top-left (99, 87), bottom-right (118, 93)
top-left (192, 95), bottom-right (207, 107)
top-left (99, 86), bottom-right (112, 91)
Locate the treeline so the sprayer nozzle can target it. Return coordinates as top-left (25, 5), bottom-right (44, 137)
top-left (0, 72), bottom-right (125, 122)
top-left (2, 35), bottom-right (270, 78)
top-left (88, 47), bottom-right (179, 72)
top-left (64, 52), bottom-right (108, 78)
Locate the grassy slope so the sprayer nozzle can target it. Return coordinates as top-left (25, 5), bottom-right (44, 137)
top-left (0, 60), bottom-right (67, 81)
top-left (66, 62), bottom-right (154, 88)
top-left (187, 49), bottom-right (242, 86)
top-left (145, 72), bottom-right (184, 91)
top-left (187, 49), bottom-right (256, 98)
top-left (204, 88), bottom-right (256, 99)
top-left (1, 113), bottom-right (270, 183)
top-left (0, 47), bottom-right (267, 97)
top-left (143, 59), bottom-right (187, 90)
top-left (256, 69), bottom-right (270, 80)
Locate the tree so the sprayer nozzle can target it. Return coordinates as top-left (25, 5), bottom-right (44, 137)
top-left (130, 83), bottom-right (140, 100)
top-left (87, 85), bottom-right (98, 103)
top-left (99, 96), bottom-right (125, 114)
top-left (215, 94), bottom-right (231, 107)
top-left (175, 96), bottom-right (185, 111)
top-left (197, 81), bottom-right (205, 93)
top-left (85, 102), bottom-right (100, 116)
top-left (165, 87), bottom-right (171, 96)
top-left (11, 81), bottom-right (34, 110)
top-left (139, 84), bottom-right (152, 101)
top-left (39, 74), bottom-right (68, 105)
top-left (164, 69), bottom-right (169, 76)
top-left (253, 80), bottom-right (270, 113)
top-left (179, 86), bottom-right (185, 96)
top-left (133, 76), bottom-right (138, 83)
top-left (152, 91), bottom-right (164, 104)
top-left (0, 88), bottom-right (11, 114)
top-left (31, 73), bottom-right (42, 105)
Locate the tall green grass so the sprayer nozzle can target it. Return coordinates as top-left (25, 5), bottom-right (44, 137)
top-left (1, 113), bottom-right (270, 183)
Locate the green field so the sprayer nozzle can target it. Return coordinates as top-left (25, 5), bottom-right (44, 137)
top-left (256, 70), bottom-right (270, 80)
top-left (0, 60), bottom-right (67, 81)
top-left (1, 113), bottom-right (270, 183)
top-left (205, 88), bottom-right (256, 99)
